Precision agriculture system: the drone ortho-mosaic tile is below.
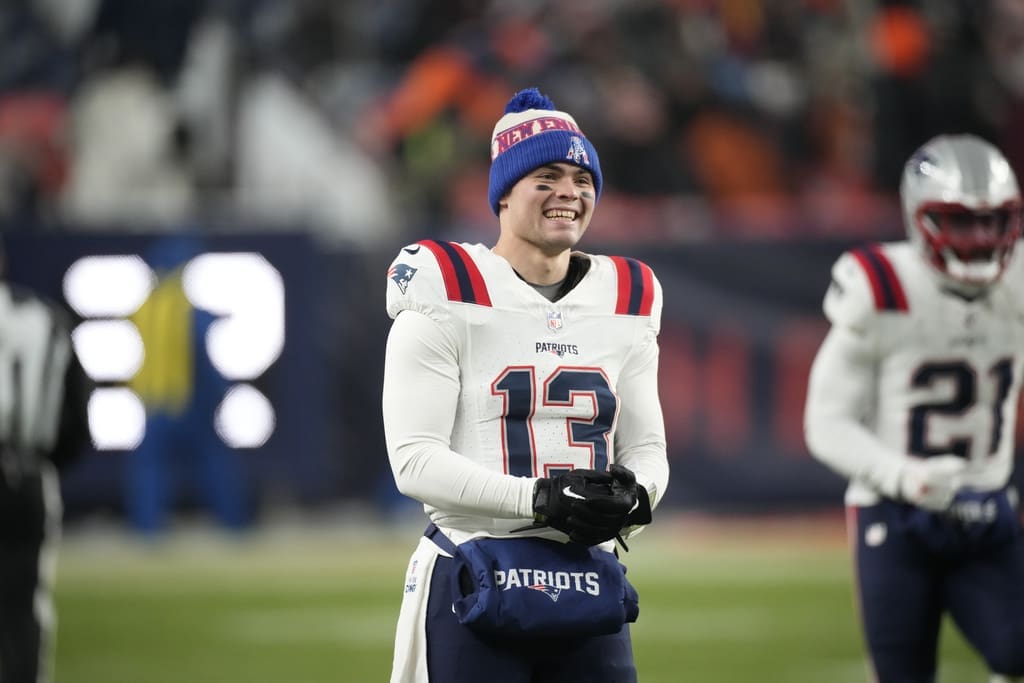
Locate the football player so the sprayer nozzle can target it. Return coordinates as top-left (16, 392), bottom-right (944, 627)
top-left (382, 88), bottom-right (670, 682)
top-left (804, 134), bottom-right (1024, 682)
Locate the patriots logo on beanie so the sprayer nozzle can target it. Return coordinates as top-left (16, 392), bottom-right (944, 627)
top-left (488, 88), bottom-right (602, 215)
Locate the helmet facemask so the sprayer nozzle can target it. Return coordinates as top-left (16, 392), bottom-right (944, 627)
top-left (914, 200), bottom-right (1022, 289)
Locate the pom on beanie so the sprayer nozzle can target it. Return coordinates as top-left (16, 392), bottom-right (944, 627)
top-left (488, 87), bottom-right (602, 215)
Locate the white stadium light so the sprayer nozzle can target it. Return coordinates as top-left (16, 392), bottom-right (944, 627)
top-left (63, 255), bottom-right (155, 317)
top-left (182, 253), bottom-right (285, 380)
top-left (214, 383), bottom-right (276, 448)
top-left (71, 320), bottom-right (145, 381)
top-left (88, 387), bottom-right (147, 450)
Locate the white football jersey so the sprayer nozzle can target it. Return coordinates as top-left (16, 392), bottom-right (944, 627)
top-left (805, 241), bottom-right (1024, 505)
top-left (383, 241), bottom-right (669, 540)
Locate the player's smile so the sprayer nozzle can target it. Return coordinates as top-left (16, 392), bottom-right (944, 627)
top-left (536, 201), bottom-right (586, 248)
top-left (543, 208), bottom-right (579, 222)
top-left (541, 205), bottom-right (584, 235)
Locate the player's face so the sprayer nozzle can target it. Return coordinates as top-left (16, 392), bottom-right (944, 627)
top-left (502, 163), bottom-right (596, 255)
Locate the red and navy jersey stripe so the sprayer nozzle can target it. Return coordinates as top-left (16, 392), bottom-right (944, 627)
top-left (851, 244), bottom-right (908, 312)
top-left (609, 256), bottom-right (655, 316)
top-left (419, 240), bottom-right (492, 306)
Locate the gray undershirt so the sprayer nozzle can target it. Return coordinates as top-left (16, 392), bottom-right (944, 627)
top-left (529, 280), bottom-right (564, 301)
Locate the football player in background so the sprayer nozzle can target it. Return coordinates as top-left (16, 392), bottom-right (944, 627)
top-left (804, 134), bottom-right (1024, 683)
top-left (382, 88), bottom-right (670, 682)
top-left (0, 238), bottom-right (91, 683)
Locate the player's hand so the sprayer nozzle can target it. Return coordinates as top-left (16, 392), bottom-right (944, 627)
top-left (899, 455), bottom-right (967, 511)
top-left (531, 466), bottom-right (638, 545)
top-left (609, 464), bottom-right (652, 527)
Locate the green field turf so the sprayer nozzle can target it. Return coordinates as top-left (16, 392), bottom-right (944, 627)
top-left (53, 513), bottom-right (986, 682)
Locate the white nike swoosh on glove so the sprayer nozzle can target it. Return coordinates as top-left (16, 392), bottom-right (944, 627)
top-left (562, 486), bottom-right (586, 500)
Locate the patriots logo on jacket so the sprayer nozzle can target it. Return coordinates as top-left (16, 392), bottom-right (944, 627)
top-left (566, 136), bottom-right (590, 166)
top-left (528, 584), bottom-right (563, 603)
top-left (388, 264), bottom-right (417, 294)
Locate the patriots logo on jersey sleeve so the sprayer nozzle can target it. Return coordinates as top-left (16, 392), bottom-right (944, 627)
top-left (388, 263), bottom-right (417, 294)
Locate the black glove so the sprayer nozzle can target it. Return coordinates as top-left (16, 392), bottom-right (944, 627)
top-left (606, 464), bottom-right (652, 551)
top-left (612, 464), bottom-right (652, 528)
top-left (528, 466), bottom-right (638, 545)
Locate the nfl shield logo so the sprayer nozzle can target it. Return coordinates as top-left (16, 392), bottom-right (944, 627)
top-left (547, 311), bottom-right (563, 332)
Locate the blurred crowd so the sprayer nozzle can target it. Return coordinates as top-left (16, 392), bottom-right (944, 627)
top-left (1, 0), bottom-right (1022, 246)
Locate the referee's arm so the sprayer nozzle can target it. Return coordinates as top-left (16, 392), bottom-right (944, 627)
top-left (48, 343), bottom-right (91, 471)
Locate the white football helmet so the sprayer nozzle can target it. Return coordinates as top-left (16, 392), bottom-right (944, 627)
top-left (900, 134), bottom-right (1022, 292)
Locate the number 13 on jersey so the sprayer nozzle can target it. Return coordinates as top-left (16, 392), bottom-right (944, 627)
top-left (491, 366), bottom-right (618, 477)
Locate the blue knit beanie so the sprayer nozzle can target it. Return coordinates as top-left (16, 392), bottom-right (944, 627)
top-left (488, 88), bottom-right (602, 215)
